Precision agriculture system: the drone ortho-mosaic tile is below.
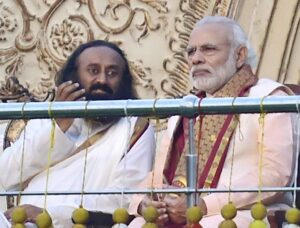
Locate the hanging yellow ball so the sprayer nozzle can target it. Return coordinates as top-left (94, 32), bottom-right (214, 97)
top-left (186, 206), bottom-right (203, 223)
top-left (219, 220), bottom-right (237, 228)
top-left (249, 220), bottom-right (267, 228)
top-left (72, 207), bottom-right (89, 224)
top-left (142, 206), bottom-right (159, 223)
top-left (112, 208), bottom-right (129, 224)
top-left (285, 208), bottom-right (300, 224)
top-left (35, 211), bottom-right (52, 228)
top-left (13, 224), bottom-right (26, 228)
top-left (142, 222), bottom-right (159, 228)
top-left (251, 203), bottom-right (267, 220)
top-left (221, 202), bottom-right (237, 220)
top-left (11, 207), bottom-right (27, 224)
top-left (72, 224), bottom-right (86, 228)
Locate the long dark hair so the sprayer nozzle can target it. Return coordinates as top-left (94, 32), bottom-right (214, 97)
top-left (55, 40), bottom-right (137, 99)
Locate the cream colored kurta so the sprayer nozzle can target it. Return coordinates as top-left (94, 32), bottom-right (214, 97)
top-left (0, 117), bottom-right (155, 227)
top-left (129, 78), bottom-right (296, 227)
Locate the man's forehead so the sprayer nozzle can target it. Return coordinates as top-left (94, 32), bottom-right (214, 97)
top-left (77, 46), bottom-right (125, 67)
top-left (188, 23), bottom-right (231, 47)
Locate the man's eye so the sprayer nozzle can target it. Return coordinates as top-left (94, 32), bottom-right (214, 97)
top-left (186, 48), bottom-right (196, 56)
top-left (202, 46), bottom-right (217, 52)
top-left (88, 68), bottom-right (99, 74)
top-left (107, 70), bottom-right (118, 77)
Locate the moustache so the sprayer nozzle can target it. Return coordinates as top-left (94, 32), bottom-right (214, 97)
top-left (90, 83), bottom-right (113, 95)
top-left (190, 66), bottom-right (212, 76)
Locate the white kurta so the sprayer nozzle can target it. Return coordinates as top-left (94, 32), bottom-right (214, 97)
top-left (0, 117), bottom-right (155, 227)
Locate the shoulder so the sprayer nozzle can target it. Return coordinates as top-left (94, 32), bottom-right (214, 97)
top-left (249, 78), bottom-right (293, 97)
top-left (118, 116), bottom-right (151, 135)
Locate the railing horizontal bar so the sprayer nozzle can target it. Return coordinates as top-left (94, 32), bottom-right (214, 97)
top-left (1, 187), bottom-right (299, 196)
top-left (0, 95), bottom-right (299, 119)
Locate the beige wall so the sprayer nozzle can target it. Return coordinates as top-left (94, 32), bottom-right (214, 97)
top-left (235, 0), bottom-right (300, 84)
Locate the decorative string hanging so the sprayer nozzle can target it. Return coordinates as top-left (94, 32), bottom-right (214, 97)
top-left (186, 97), bottom-right (205, 228)
top-left (285, 98), bottom-right (300, 226)
top-left (112, 100), bottom-right (131, 226)
top-left (142, 99), bottom-right (160, 228)
top-left (72, 101), bottom-right (90, 228)
top-left (35, 102), bottom-right (55, 228)
top-left (219, 98), bottom-right (238, 228)
top-left (249, 97), bottom-right (267, 228)
top-left (11, 103), bottom-right (28, 228)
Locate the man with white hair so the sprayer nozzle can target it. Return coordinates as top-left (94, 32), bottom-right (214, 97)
top-left (129, 16), bottom-right (295, 227)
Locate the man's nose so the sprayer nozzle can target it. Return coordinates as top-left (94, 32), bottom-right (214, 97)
top-left (191, 49), bottom-right (205, 65)
top-left (95, 72), bottom-right (107, 84)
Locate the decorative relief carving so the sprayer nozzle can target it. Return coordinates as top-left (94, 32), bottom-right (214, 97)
top-left (0, 74), bottom-right (55, 102)
top-left (5, 54), bottom-right (23, 76)
top-left (132, 8), bottom-right (160, 42)
top-left (50, 19), bottom-right (85, 58)
top-left (0, 48), bottom-right (18, 65)
top-left (89, 1), bottom-right (135, 34)
top-left (129, 60), bottom-right (157, 97)
top-left (138, 0), bottom-right (168, 13)
top-left (0, 1), bottom-right (18, 42)
top-left (212, 0), bottom-right (231, 16)
top-left (0, 76), bottom-right (30, 102)
top-left (75, 0), bottom-right (88, 8)
top-left (43, 0), bottom-right (56, 7)
top-left (31, 77), bottom-right (56, 101)
top-left (15, 0), bottom-right (36, 52)
top-left (88, 0), bottom-right (161, 42)
top-left (0, 74), bottom-right (54, 102)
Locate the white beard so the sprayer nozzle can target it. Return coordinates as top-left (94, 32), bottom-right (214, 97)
top-left (189, 53), bottom-right (237, 94)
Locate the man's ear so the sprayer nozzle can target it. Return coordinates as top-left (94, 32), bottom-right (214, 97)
top-left (235, 46), bottom-right (248, 68)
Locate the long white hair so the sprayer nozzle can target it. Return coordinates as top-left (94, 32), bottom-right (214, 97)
top-left (195, 16), bottom-right (257, 69)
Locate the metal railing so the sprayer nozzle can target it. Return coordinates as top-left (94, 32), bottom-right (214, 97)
top-left (0, 94), bottom-right (300, 207)
top-left (0, 95), bottom-right (299, 120)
